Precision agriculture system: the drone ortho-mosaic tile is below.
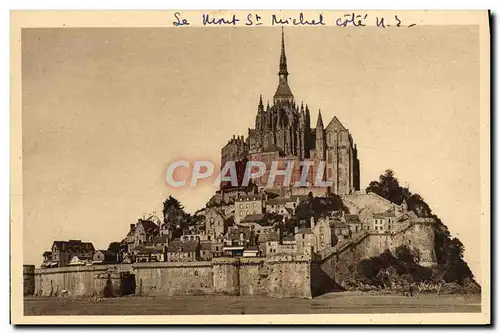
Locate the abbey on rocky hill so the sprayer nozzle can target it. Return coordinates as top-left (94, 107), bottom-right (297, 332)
top-left (221, 29), bottom-right (360, 195)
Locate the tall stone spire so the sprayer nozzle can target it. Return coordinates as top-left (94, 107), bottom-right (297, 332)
top-left (279, 27), bottom-right (288, 77)
top-left (273, 27), bottom-right (294, 104)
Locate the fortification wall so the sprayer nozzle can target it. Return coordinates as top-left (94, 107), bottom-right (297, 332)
top-left (29, 255), bottom-right (313, 299)
top-left (320, 222), bottom-right (437, 284)
top-left (134, 261), bottom-right (213, 296)
top-left (33, 264), bottom-right (133, 297)
top-left (238, 258), bottom-right (266, 296)
top-left (23, 265), bottom-right (35, 296)
top-left (266, 254), bottom-right (312, 299)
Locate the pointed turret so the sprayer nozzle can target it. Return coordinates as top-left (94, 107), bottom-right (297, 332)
top-left (315, 109), bottom-right (325, 160)
top-left (258, 94), bottom-right (264, 112)
top-left (274, 28), bottom-right (294, 104)
top-left (316, 109), bottom-right (324, 129)
top-left (401, 196), bottom-right (408, 213)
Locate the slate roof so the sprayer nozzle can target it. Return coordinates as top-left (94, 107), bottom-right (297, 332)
top-left (167, 240), bottom-right (199, 253)
top-left (137, 247), bottom-right (161, 255)
top-left (200, 242), bottom-right (212, 251)
top-left (296, 228), bottom-right (314, 235)
top-left (345, 214), bottom-right (361, 224)
top-left (227, 227), bottom-right (253, 241)
top-left (289, 195), bottom-right (309, 202)
top-left (267, 197), bottom-right (287, 205)
top-left (330, 221), bottom-right (350, 229)
top-left (242, 214), bottom-right (266, 223)
top-left (274, 82), bottom-right (293, 98)
top-left (237, 194), bottom-right (263, 201)
top-left (138, 220), bottom-right (160, 233)
top-left (52, 240), bottom-right (95, 253)
top-left (152, 235), bottom-right (168, 244)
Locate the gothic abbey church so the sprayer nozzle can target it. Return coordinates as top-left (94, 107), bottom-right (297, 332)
top-left (221, 30), bottom-right (360, 196)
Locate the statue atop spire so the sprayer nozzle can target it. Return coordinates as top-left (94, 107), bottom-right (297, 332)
top-left (273, 27), bottom-right (294, 104)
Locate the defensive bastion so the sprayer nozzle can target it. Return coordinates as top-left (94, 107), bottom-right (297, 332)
top-left (25, 222), bottom-right (437, 299)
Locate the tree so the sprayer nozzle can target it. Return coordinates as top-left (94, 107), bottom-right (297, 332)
top-left (162, 195), bottom-right (186, 223)
top-left (107, 242), bottom-right (122, 254)
top-left (366, 169), bottom-right (430, 216)
top-left (366, 169), bottom-right (477, 285)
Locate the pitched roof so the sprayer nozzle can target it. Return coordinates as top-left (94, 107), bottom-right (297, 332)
top-left (330, 221), bottom-right (349, 229)
top-left (137, 247), bottom-right (161, 255)
top-left (345, 214), bottom-right (361, 224)
top-left (167, 240), bottom-right (199, 253)
top-left (200, 241), bottom-right (212, 251)
top-left (267, 231), bottom-right (280, 242)
top-left (227, 227), bottom-right (253, 241)
top-left (152, 235), bottom-right (168, 244)
top-left (138, 219), bottom-right (159, 233)
top-left (52, 240), bottom-right (95, 253)
top-left (274, 82), bottom-right (293, 98)
top-left (266, 197), bottom-right (287, 205)
top-left (325, 116), bottom-right (346, 132)
top-left (242, 213), bottom-right (266, 223)
top-left (289, 195), bottom-right (309, 202)
top-left (296, 228), bottom-right (313, 235)
top-left (282, 235), bottom-right (295, 242)
top-left (237, 194), bottom-right (263, 201)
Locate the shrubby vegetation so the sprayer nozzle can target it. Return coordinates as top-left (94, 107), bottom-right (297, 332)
top-left (361, 170), bottom-right (478, 289)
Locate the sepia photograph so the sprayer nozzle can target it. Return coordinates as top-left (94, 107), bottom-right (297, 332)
top-left (10, 10), bottom-right (490, 325)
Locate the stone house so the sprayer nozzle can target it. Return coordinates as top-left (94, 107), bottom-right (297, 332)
top-left (311, 217), bottom-right (337, 252)
top-left (345, 214), bottom-right (363, 234)
top-left (136, 246), bottom-right (164, 262)
top-left (50, 240), bottom-right (95, 267)
top-left (266, 194), bottom-right (308, 215)
top-left (258, 231), bottom-right (280, 256)
top-left (200, 241), bottom-right (212, 261)
top-left (166, 240), bottom-right (200, 262)
top-left (211, 237), bottom-right (225, 258)
top-left (295, 228), bottom-right (317, 253)
top-left (226, 226), bottom-right (253, 247)
top-left (204, 208), bottom-right (226, 238)
top-left (331, 220), bottom-right (351, 240)
top-left (279, 235), bottom-right (297, 254)
top-left (133, 219), bottom-right (160, 249)
top-left (92, 250), bottom-right (118, 265)
top-left (151, 235), bottom-right (169, 252)
top-left (235, 194), bottom-right (264, 224)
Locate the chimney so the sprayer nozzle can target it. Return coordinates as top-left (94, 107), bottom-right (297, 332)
top-left (310, 216), bottom-right (315, 230)
top-left (130, 223), bottom-right (135, 230)
top-left (240, 232), bottom-right (244, 241)
top-left (294, 226), bottom-right (299, 234)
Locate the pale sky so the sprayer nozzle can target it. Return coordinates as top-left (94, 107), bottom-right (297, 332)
top-left (22, 26), bottom-right (480, 279)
